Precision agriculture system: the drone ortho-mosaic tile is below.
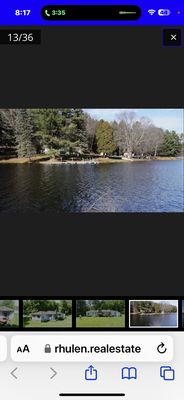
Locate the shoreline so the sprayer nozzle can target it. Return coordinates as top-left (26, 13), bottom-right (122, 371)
top-left (0, 155), bottom-right (183, 165)
top-left (131, 312), bottom-right (176, 315)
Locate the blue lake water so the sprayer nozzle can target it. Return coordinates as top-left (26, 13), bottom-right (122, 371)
top-left (130, 313), bottom-right (178, 327)
top-left (0, 159), bottom-right (183, 213)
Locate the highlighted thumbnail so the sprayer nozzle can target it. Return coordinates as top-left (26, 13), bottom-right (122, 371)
top-left (129, 300), bottom-right (178, 328)
top-left (76, 300), bottom-right (125, 328)
top-left (0, 300), bottom-right (19, 328)
top-left (23, 300), bottom-right (72, 328)
top-left (182, 301), bottom-right (184, 327)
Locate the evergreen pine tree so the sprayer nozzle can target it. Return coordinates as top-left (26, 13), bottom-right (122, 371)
top-left (15, 109), bottom-right (36, 158)
top-left (96, 120), bottom-right (116, 154)
top-left (159, 130), bottom-right (182, 156)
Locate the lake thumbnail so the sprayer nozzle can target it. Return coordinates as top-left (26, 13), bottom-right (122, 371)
top-left (129, 300), bottom-right (178, 328)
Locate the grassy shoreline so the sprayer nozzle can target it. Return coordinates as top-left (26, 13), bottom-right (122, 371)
top-left (130, 312), bottom-right (176, 315)
top-left (0, 155), bottom-right (183, 165)
top-left (0, 155), bottom-right (50, 164)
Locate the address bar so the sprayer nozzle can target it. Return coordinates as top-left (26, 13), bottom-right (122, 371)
top-left (11, 334), bottom-right (173, 362)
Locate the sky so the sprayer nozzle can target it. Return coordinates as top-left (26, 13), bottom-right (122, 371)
top-left (133, 300), bottom-right (178, 307)
top-left (85, 109), bottom-right (184, 133)
top-left (153, 300), bottom-right (178, 307)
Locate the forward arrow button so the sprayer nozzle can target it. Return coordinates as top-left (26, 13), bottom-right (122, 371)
top-left (50, 368), bottom-right (57, 379)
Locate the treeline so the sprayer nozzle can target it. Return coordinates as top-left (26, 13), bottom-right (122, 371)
top-left (23, 300), bottom-right (72, 315)
top-left (131, 301), bottom-right (177, 314)
top-left (0, 300), bottom-right (16, 309)
top-left (0, 109), bottom-right (183, 158)
top-left (0, 109), bottom-right (87, 158)
top-left (77, 300), bottom-right (125, 316)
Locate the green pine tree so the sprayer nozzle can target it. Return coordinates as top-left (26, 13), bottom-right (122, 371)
top-left (15, 109), bottom-right (36, 158)
top-left (96, 120), bottom-right (116, 154)
top-left (159, 130), bottom-right (182, 156)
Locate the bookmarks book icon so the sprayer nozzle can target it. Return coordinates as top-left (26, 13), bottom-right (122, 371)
top-left (122, 367), bottom-right (137, 380)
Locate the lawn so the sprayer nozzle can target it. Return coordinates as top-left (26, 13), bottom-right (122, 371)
top-left (25, 315), bottom-right (72, 328)
top-left (76, 316), bottom-right (125, 328)
top-left (11, 314), bottom-right (19, 326)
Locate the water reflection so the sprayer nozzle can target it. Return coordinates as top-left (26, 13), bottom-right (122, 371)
top-left (0, 160), bottom-right (183, 213)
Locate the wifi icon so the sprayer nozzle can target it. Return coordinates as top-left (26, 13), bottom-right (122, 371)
top-left (148, 9), bottom-right (156, 15)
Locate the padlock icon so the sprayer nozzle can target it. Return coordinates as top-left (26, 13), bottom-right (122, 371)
top-left (44, 344), bottom-right (51, 353)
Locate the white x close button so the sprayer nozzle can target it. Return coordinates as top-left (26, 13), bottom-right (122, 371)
top-left (163, 29), bottom-right (182, 46)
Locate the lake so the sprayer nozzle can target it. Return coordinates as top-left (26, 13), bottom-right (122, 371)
top-left (130, 313), bottom-right (178, 327)
top-left (0, 160), bottom-right (183, 213)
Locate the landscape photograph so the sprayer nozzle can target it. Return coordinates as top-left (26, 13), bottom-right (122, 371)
top-left (23, 299), bottom-right (72, 328)
top-left (130, 300), bottom-right (178, 328)
top-left (0, 300), bottom-right (19, 328)
top-left (76, 299), bottom-right (125, 328)
top-left (0, 108), bottom-right (183, 213)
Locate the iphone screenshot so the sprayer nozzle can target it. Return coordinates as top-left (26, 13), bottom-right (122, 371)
top-left (0, 0), bottom-right (184, 399)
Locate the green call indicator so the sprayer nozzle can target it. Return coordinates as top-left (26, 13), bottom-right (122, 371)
top-left (41, 6), bottom-right (142, 21)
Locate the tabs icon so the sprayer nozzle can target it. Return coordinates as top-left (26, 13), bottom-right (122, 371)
top-left (160, 366), bottom-right (175, 381)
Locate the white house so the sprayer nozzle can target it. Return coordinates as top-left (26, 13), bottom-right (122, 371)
top-left (0, 306), bottom-right (14, 323)
top-left (43, 147), bottom-right (50, 154)
top-left (31, 311), bottom-right (65, 322)
top-left (86, 310), bottom-right (121, 317)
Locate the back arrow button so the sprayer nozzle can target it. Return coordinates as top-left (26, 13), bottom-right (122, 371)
top-left (11, 368), bottom-right (18, 379)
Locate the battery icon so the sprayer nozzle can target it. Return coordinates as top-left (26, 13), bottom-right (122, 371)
top-left (158, 9), bottom-right (171, 16)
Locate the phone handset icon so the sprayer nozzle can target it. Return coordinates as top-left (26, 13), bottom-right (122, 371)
top-left (45, 9), bottom-right (51, 17)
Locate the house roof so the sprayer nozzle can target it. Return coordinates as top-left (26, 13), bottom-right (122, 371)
top-left (32, 310), bottom-right (63, 316)
top-left (0, 306), bottom-right (14, 312)
top-left (88, 309), bottom-right (119, 313)
top-left (101, 310), bottom-right (119, 312)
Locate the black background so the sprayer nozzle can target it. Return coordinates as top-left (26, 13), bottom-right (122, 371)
top-left (0, 26), bottom-right (183, 108)
top-left (0, 26), bottom-right (183, 296)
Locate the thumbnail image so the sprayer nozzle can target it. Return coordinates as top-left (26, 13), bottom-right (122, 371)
top-left (0, 109), bottom-right (183, 213)
top-left (129, 300), bottom-right (178, 328)
top-left (76, 300), bottom-right (125, 328)
top-left (182, 301), bottom-right (184, 327)
top-left (0, 300), bottom-right (19, 328)
top-left (23, 300), bottom-right (72, 328)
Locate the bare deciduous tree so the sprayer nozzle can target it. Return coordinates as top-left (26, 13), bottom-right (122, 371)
top-left (115, 111), bottom-right (164, 158)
